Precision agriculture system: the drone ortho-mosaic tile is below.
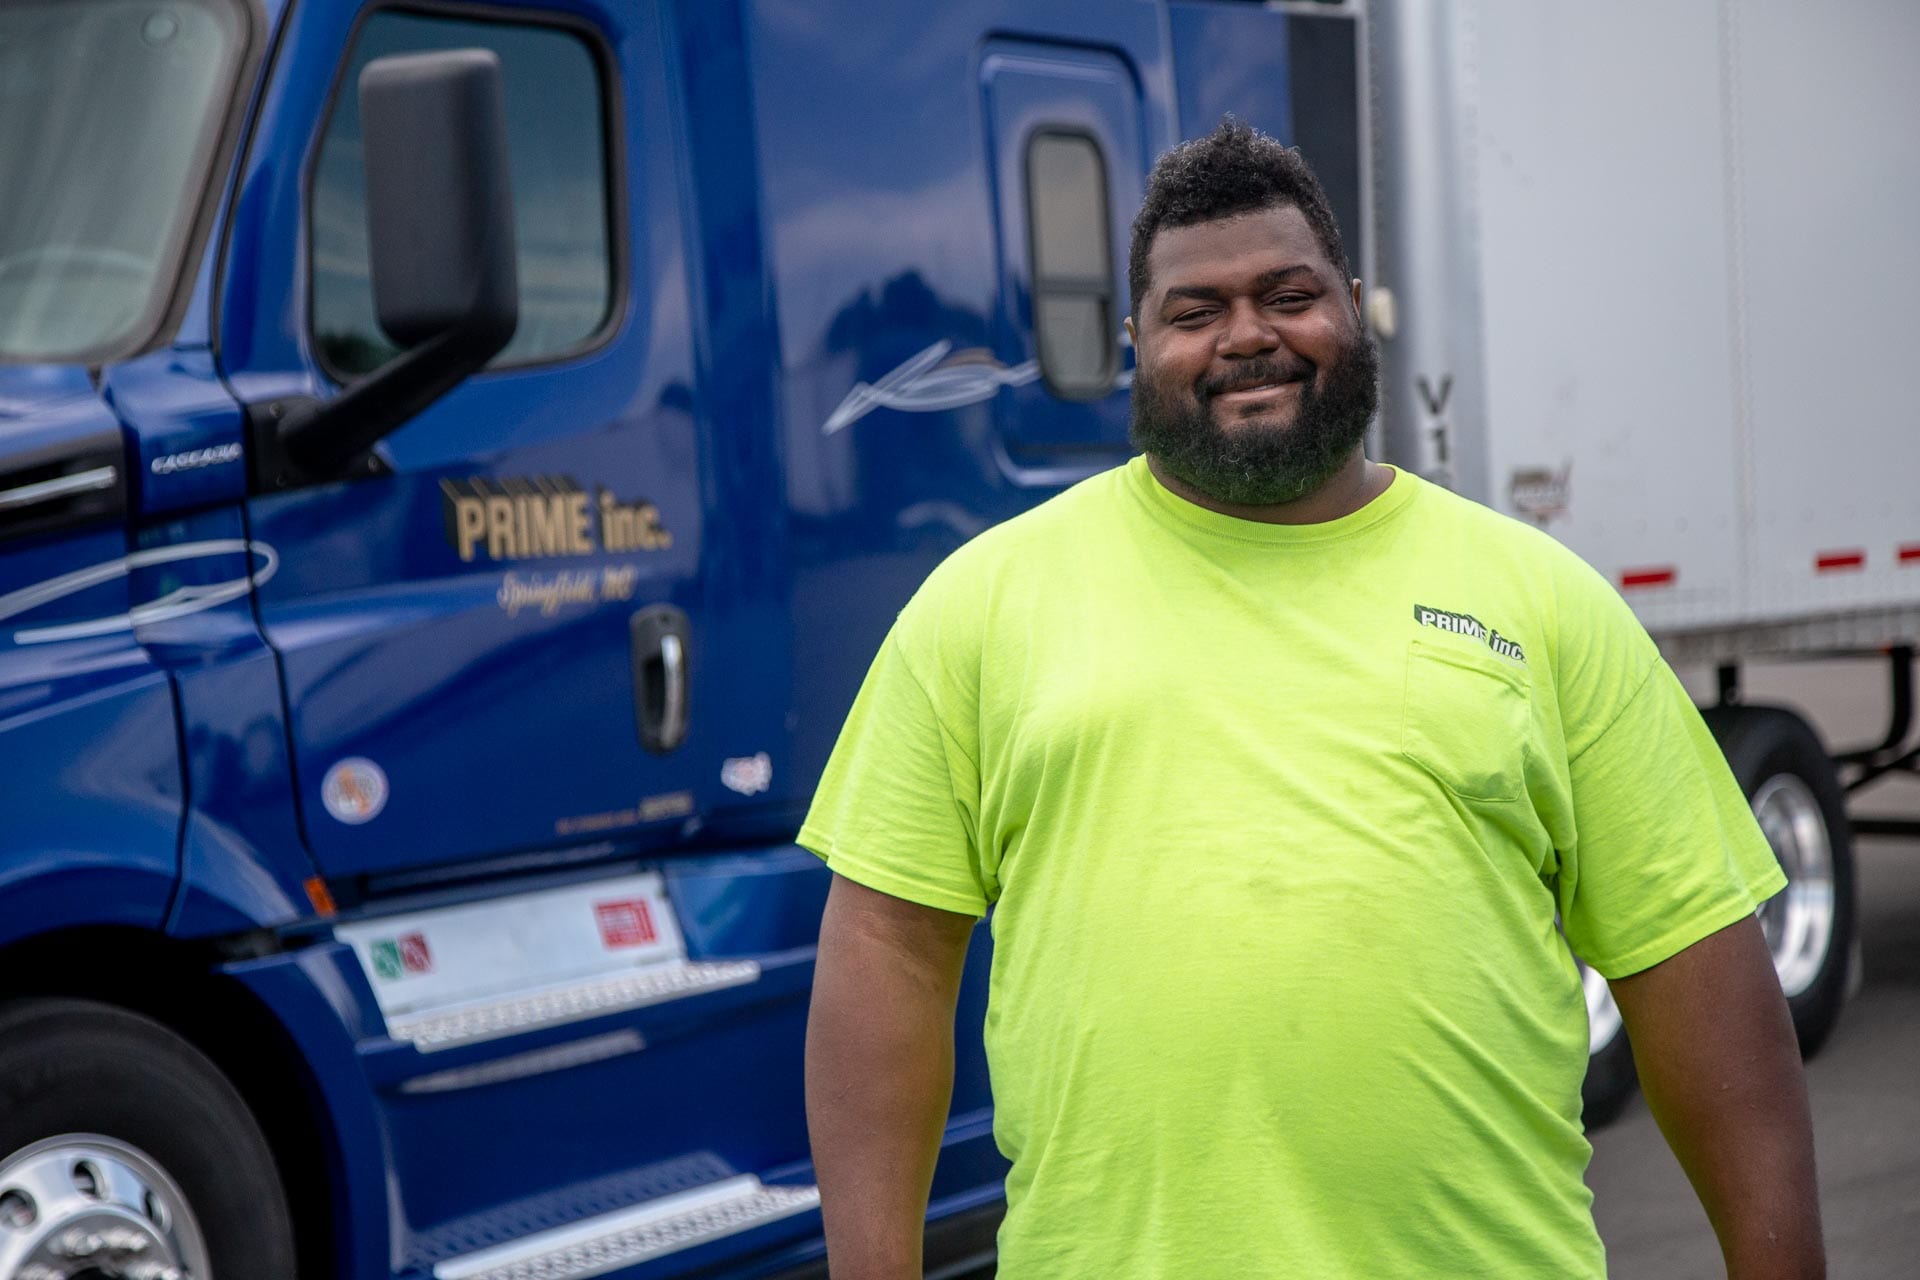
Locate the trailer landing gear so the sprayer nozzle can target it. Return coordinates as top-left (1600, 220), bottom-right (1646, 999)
top-left (1837, 645), bottom-right (1920, 838)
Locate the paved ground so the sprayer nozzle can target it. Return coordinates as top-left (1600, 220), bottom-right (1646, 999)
top-left (1590, 660), bottom-right (1920, 1278)
top-left (1588, 834), bottom-right (1920, 1278)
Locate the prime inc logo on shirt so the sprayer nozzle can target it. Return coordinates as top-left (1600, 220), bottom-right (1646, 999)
top-left (1414, 603), bottom-right (1527, 665)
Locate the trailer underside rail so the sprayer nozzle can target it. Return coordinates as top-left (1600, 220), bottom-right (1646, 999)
top-left (1665, 632), bottom-right (1920, 840)
top-left (1655, 610), bottom-right (1920, 670)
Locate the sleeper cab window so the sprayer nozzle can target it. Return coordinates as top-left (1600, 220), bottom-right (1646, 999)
top-left (309, 9), bottom-right (616, 378)
top-left (1025, 128), bottom-right (1118, 401)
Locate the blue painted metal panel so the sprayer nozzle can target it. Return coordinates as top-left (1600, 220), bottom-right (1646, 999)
top-left (1168, 1), bottom-right (1296, 143)
top-left (750, 0), bottom-right (1177, 797)
top-left (220, 0), bottom-right (789, 882)
top-left (377, 967), bottom-right (811, 1245)
top-left (0, 366), bottom-right (97, 421)
top-left (174, 0), bottom-right (297, 350)
top-left (224, 942), bottom-right (395, 1280)
top-left (104, 348), bottom-right (317, 935)
top-left (0, 392), bottom-right (182, 949)
top-left (107, 349), bottom-right (252, 515)
top-left (131, 501), bottom-right (314, 938)
top-left (664, 845), bottom-right (831, 957)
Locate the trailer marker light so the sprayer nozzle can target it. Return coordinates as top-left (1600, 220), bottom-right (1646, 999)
top-left (1815, 551), bottom-right (1865, 572)
top-left (1898, 545), bottom-right (1920, 564)
top-left (1619, 567), bottom-right (1676, 589)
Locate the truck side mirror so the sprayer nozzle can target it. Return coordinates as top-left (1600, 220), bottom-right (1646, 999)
top-left (254, 48), bottom-right (519, 491)
top-left (363, 49), bottom-right (518, 354)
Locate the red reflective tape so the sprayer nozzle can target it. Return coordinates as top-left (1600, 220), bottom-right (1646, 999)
top-left (1898, 544), bottom-right (1920, 564)
top-left (1816, 551), bottom-right (1865, 572)
top-left (1620, 567), bottom-right (1676, 588)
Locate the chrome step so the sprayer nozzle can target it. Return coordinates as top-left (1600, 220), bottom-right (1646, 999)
top-left (388, 958), bottom-right (761, 1052)
top-left (433, 1175), bottom-right (820, 1280)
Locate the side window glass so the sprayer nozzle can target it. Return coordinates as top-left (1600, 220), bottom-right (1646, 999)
top-left (1025, 130), bottom-right (1116, 400)
top-left (310, 11), bottom-right (614, 377)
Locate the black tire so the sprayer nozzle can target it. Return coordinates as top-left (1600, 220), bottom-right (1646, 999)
top-left (0, 998), bottom-right (297, 1277)
top-left (1579, 965), bottom-right (1638, 1128)
top-left (1701, 704), bottom-right (1858, 1056)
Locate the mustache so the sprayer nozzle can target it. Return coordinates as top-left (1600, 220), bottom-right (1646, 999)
top-left (1197, 359), bottom-right (1314, 399)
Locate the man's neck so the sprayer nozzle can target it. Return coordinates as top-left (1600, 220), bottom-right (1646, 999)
top-left (1145, 448), bottom-right (1392, 525)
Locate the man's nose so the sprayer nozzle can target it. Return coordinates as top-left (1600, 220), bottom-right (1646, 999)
top-left (1216, 298), bottom-right (1280, 358)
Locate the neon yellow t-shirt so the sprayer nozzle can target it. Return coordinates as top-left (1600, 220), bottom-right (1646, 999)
top-left (799, 458), bottom-right (1785, 1278)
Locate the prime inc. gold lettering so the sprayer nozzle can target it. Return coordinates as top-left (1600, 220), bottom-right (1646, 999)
top-left (441, 476), bottom-right (671, 563)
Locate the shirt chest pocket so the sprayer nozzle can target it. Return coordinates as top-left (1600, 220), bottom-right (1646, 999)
top-left (1401, 635), bottom-right (1531, 802)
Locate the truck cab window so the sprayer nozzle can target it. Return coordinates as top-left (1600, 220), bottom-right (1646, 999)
top-left (1025, 129), bottom-right (1117, 400)
top-left (0, 0), bottom-right (247, 363)
top-left (309, 11), bottom-right (616, 377)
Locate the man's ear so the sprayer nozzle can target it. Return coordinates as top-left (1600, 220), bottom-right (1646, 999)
top-left (1350, 278), bottom-right (1364, 318)
top-left (1123, 315), bottom-right (1137, 346)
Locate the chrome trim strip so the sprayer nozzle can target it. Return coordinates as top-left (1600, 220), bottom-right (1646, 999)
top-left (433, 1175), bottom-right (819, 1280)
top-left (387, 958), bottom-right (761, 1052)
top-left (0, 465), bottom-right (117, 513)
top-left (400, 1030), bottom-right (646, 1094)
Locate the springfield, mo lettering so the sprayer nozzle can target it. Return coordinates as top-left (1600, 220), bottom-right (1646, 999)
top-left (442, 475), bottom-right (673, 563)
top-left (1414, 603), bottom-right (1527, 665)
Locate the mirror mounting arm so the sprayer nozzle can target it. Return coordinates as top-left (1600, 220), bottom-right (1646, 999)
top-left (246, 47), bottom-right (517, 495)
top-left (247, 322), bottom-right (509, 493)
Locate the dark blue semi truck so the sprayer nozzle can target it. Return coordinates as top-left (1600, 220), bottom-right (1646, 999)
top-left (0, 1), bottom-right (1368, 1276)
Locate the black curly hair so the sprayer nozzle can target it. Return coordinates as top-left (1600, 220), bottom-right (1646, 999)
top-left (1127, 119), bottom-right (1352, 316)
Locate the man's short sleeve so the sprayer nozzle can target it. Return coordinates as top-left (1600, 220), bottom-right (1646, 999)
top-left (797, 625), bottom-right (992, 918)
top-left (1557, 657), bottom-right (1787, 978)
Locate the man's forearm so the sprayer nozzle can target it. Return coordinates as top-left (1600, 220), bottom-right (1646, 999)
top-left (1638, 1036), bottom-right (1823, 1279)
top-left (1611, 916), bottom-right (1825, 1279)
top-left (806, 875), bottom-right (975, 1280)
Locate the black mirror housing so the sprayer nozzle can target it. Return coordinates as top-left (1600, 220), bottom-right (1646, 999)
top-left (362, 49), bottom-right (518, 352)
top-left (255, 48), bottom-right (519, 491)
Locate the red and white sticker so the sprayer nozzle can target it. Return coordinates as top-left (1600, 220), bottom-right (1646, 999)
top-left (594, 899), bottom-right (660, 949)
top-left (398, 932), bottom-right (433, 974)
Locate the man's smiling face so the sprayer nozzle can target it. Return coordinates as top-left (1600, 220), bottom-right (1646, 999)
top-left (1127, 203), bottom-right (1378, 506)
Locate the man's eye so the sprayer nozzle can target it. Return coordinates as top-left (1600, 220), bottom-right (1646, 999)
top-left (1268, 293), bottom-right (1311, 308)
top-left (1172, 310), bottom-right (1216, 327)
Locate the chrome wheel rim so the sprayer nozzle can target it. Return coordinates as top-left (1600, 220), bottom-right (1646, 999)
top-left (1752, 773), bottom-right (1837, 998)
top-left (1582, 963), bottom-right (1623, 1055)
top-left (0, 1134), bottom-right (209, 1279)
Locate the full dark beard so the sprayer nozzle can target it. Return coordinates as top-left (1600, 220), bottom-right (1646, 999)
top-left (1128, 332), bottom-right (1381, 507)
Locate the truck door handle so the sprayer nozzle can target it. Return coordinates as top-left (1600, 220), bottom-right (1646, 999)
top-left (657, 632), bottom-right (686, 748)
top-left (630, 605), bottom-right (690, 753)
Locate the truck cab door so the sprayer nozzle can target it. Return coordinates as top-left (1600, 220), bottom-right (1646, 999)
top-left (220, 2), bottom-right (784, 886)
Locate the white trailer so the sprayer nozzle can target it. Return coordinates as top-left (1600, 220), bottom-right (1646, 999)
top-left (1369, 0), bottom-right (1920, 1116)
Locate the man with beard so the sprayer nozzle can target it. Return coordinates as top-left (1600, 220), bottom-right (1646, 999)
top-left (801, 122), bottom-right (1821, 1278)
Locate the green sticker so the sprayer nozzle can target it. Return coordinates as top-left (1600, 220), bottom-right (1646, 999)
top-left (371, 938), bottom-right (402, 981)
